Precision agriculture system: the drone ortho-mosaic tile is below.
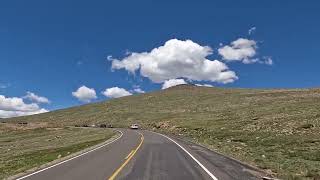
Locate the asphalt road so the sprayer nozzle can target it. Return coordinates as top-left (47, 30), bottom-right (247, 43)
top-left (17, 129), bottom-right (266, 180)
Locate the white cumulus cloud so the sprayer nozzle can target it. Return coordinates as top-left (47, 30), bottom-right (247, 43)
top-left (218, 38), bottom-right (257, 63)
top-left (0, 109), bottom-right (48, 118)
top-left (218, 38), bottom-right (273, 66)
top-left (0, 95), bottom-right (40, 112)
top-left (72, 86), bottom-right (97, 102)
top-left (133, 88), bottom-right (145, 93)
top-left (0, 95), bottom-right (48, 118)
top-left (110, 39), bottom-right (238, 84)
top-left (195, 83), bottom-right (214, 87)
top-left (102, 87), bottom-right (132, 98)
top-left (162, 79), bottom-right (187, 89)
top-left (24, 91), bottom-right (50, 104)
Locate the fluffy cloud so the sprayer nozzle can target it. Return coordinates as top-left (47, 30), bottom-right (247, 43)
top-left (218, 38), bottom-right (273, 66)
top-left (102, 87), bottom-right (132, 98)
top-left (195, 83), bottom-right (214, 87)
top-left (72, 86), bottom-right (97, 102)
top-left (0, 95), bottom-right (48, 118)
top-left (133, 88), bottom-right (145, 93)
top-left (0, 95), bottom-right (39, 112)
top-left (218, 38), bottom-right (257, 63)
top-left (110, 39), bottom-right (238, 84)
top-left (0, 109), bottom-right (48, 118)
top-left (24, 91), bottom-right (50, 104)
top-left (162, 79), bottom-right (187, 89)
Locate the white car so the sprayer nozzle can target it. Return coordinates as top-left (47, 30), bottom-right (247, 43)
top-left (130, 124), bottom-right (139, 129)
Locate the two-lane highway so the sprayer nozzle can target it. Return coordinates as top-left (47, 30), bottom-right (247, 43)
top-left (117, 130), bottom-right (214, 180)
top-left (16, 129), bottom-right (265, 180)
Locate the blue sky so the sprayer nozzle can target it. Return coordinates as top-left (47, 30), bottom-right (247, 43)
top-left (0, 0), bottom-right (319, 117)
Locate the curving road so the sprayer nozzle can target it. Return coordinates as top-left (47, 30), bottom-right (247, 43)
top-left (16, 129), bottom-right (265, 180)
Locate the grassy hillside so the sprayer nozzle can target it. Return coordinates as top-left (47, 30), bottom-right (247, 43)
top-left (0, 124), bottom-right (115, 179)
top-left (6, 85), bottom-right (320, 179)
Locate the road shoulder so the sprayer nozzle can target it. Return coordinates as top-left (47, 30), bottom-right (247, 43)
top-left (148, 130), bottom-right (270, 180)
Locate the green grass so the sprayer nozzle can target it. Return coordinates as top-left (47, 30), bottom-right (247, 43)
top-left (6, 85), bottom-right (320, 179)
top-left (0, 127), bottom-right (114, 179)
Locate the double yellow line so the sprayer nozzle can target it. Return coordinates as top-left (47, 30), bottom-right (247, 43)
top-left (108, 132), bottom-right (144, 180)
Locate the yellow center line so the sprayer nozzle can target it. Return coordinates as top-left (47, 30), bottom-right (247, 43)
top-left (108, 132), bottom-right (144, 180)
top-left (125, 150), bottom-right (134, 160)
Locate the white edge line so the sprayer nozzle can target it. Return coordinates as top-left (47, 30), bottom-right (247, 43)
top-left (152, 131), bottom-right (219, 180)
top-left (16, 130), bottom-right (123, 180)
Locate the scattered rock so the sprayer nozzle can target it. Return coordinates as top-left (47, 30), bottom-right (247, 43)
top-left (262, 177), bottom-right (274, 180)
top-left (300, 123), bottom-right (314, 129)
top-left (155, 121), bottom-right (170, 129)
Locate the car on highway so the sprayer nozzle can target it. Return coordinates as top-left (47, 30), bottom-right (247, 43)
top-left (99, 124), bottom-right (113, 128)
top-left (130, 124), bottom-right (139, 129)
